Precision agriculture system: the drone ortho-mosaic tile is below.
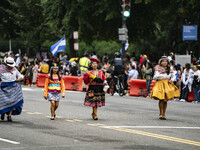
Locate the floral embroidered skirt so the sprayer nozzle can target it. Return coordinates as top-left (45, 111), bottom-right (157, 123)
top-left (84, 84), bottom-right (105, 107)
top-left (150, 79), bottom-right (180, 101)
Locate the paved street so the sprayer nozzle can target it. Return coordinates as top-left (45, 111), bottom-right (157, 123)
top-left (0, 86), bottom-right (200, 150)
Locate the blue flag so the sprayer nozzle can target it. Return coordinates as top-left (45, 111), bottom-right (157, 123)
top-left (50, 37), bottom-right (66, 56)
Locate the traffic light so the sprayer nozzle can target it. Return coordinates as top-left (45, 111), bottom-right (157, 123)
top-left (120, 0), bottom-right (131, 17)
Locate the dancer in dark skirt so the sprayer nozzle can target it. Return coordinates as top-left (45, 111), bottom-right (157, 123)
top-left (83, 58), bottom-right (107, 120)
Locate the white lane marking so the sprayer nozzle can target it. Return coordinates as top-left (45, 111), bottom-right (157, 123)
top-left (0, 138), bottom-right (20, 144)
top-left (66, 91), bottom-right (82, 94)
top-left (22, 87), bottom-right (82, 93)
top-left (101, 126), bottom-right (200, 129)
top-left (22, 88), bottom-right (33, 91)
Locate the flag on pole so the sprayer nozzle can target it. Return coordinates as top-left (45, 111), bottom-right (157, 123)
top-left (120, 41), bottom-right (129, 53)
top-left (50, 37), bottom-right (66, 56)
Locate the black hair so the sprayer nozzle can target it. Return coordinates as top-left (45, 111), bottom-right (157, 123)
top-left (147, 62), bottom-right (153, 69)
top-left (30, 61), bottom-right (34, 66)
top-left (185, 63), bottom-right (191, 70)
top-left (50, 68), bottom-right (61, 81)
top-left (170, 60), bottom-right (174, 65)
top-left (129, 63), bottom-right (135, 69)
top-left (173, 65), bottom-right (178, 70)
top-left (88, 63), bottom-right (93, 71)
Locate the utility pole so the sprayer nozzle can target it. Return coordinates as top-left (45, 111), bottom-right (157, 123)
top-left (119, 0), bottom-right (131, 58)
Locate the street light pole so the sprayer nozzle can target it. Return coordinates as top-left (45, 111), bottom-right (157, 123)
top-left (122, 16), bottom-right (127, 59)
top-left (119, 0), bottom-right (130, 59)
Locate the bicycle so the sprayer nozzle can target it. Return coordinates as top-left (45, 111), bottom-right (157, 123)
top-left (109, 75), bottom-right (125, 97)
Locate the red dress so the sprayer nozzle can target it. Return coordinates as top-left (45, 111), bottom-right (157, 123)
top-left (83, 70), bottom-right (106, 107)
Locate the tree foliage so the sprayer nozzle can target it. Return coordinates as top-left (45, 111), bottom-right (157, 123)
top-left (0, 0), bottom-right (200, 60)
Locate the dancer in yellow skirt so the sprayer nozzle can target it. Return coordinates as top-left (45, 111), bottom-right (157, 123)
top-left (150, 56), bottom-right (180, 120)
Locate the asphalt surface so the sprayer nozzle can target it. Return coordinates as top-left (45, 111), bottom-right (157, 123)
top-left (0, 86), bottom-right (200, 150)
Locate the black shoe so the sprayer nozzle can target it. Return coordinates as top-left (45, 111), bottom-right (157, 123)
top-left (94, 117), bottom-right (98, 120)
top-left (7, 116), bottom-right (12, 122)
top-left (1, 113), bottom-right (5, 120)
top-left (50, 117), bottom-right (55, 120)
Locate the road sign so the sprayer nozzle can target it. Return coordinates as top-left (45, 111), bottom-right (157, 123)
top-left (182, 25), bottom-right (198, 41)
top-left (73, 31), bottom-right (78, 39)
top-left (118, 28), bottom-right (128, 41)
top-left (74, 43), bottom-right (79, 51)
top-left (119, 35), bottom-right (126, 41)
top-left (118, 28), bottom-right (127, 34)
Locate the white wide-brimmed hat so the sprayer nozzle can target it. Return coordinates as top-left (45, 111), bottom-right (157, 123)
top-left (15, 53), bottom-right (20, 57)
top-left (4, 57), bottom-right (16, 67)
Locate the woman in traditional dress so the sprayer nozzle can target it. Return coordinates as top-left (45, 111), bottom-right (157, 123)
top-left (0, 57), bottom-right (24, 122)
top-left (44, 63), bottom-right (65, 120)
top-left (83, 58), bottom-right (107, 120)
top-left (150, 56), bottom-right (180, 120)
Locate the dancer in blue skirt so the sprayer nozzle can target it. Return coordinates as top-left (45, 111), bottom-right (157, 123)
top-left (0, 57), bottom-right (24, 122)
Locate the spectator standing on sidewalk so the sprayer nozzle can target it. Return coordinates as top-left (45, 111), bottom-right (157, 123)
top-left (15, 54), bottom-right (21, 68)
top-left (142, 62), bottom-right (153, 96)
top-left (128, 63), bottom-right (138, 81)
top-left (130, 57), bottom-right (137, 70)
top-left (179, 63), bottom-right (194, 102)
top-left (40, 59), bottom-right (49, 74)
top-left (25, 62), bottom-right (33, 86)
top-left (167, 52), bottom-right (174, 62)
top-left (32, 61), bottom-right (39, 85)
top-left (79, 53), bottom-right (90, 91)
top-left (140, 54), bottom-right (149, 79)
top-left (192, 65), bottom-right (200, 103)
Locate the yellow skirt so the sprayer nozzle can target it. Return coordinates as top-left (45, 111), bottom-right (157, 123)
top-left (150, 79), bottom-right (180, 101)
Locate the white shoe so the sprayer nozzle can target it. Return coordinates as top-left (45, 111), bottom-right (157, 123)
top-left (180, 99), bottom-right (186, 102)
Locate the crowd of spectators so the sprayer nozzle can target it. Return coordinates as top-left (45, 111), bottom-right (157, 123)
top-left (0, 50), bottom-right (200, 103)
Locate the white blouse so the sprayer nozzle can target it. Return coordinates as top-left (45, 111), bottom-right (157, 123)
top-left (0, 65), bottom-right (24, 82)
top-left (153, 67), bottom-right (176, 81)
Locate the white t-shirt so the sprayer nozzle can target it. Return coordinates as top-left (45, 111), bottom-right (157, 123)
top-left (194, 70), bottom-right (200, 78)
top-left (129, 69), bottom-right (138, 80)
top-left (15, 57), bottom-right (21, 67)
top-left (168, 56), bottom-right (172, 62)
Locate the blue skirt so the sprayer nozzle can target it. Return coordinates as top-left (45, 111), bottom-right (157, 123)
top-left (0, 81), bottom-right (24, 115)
